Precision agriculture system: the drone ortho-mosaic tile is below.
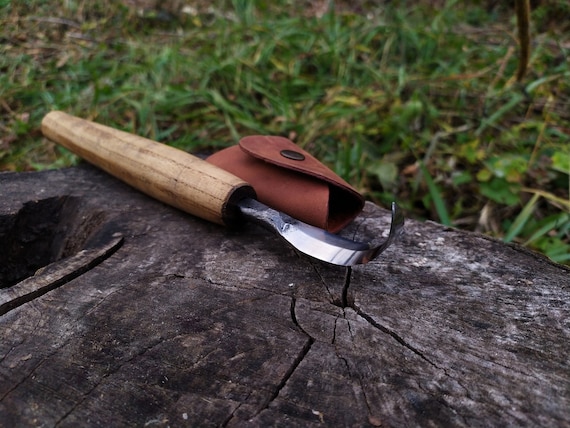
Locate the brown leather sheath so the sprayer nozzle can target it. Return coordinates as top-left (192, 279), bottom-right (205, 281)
top-left (207, 135), bottom-right (364, 233)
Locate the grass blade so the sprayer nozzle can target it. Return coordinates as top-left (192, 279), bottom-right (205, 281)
top-left (419, 161), bottom-right (451, 226)
top-left (524, 213), bottom-right (570, 246)
top-left (504, 193), bottom-right (540, 243)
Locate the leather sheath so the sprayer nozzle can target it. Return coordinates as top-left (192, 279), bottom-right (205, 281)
top-left (206, 135), bottom-right (364, 233)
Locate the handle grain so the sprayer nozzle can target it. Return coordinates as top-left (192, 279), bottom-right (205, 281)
top-left (41, 111), bottom-right (255, 226)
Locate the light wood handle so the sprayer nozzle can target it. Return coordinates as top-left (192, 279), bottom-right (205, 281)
top-left (41, 111), bottom-right (255, 226)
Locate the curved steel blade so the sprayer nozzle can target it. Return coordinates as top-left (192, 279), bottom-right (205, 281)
top-left (237, 199), bottom-right (404, 266)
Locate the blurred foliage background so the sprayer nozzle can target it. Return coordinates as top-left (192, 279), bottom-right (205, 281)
top-left (1, 0), bottom-right (569, 264)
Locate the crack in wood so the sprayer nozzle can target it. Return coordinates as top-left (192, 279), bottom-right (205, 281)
top-left (260, 336), bottom-right (314, 413)
top-left (220, 391), bottom-right (252, 428)
top-left (344, 309), bottom-right (355, 339)
top-left (289, 296), bottom-right (301, 331)
top-left (341, 267), bottom-right (352, 308)
top-left (308, 261), bottom-right (337, 304)
top-left (249, 297), bottom-right (314, 419)
top-left (336, 353), bottom-right (378, 424)
top-left (290, 296), bottom-right (315, 342)
top-left (351, 304), bottom-right (438, 368)
top-left (332, 316), bottom-right (339, 344)
top-left (0, 236), bottom-right (124, 317)
top-left (334, 257), bottom-right (441, 369)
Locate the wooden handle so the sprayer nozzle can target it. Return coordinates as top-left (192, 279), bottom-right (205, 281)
top-left (41, 111), bottom-right (255, 226)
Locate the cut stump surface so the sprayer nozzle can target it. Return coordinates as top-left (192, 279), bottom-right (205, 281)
top-left (1, 165), bottom-right (568, 427)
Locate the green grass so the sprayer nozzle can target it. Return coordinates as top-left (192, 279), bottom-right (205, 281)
top-left (1, 0), bottom-right (569, 264)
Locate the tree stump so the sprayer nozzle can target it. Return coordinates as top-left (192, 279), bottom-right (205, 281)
top-left (1, 165), bottom-right (568, 427)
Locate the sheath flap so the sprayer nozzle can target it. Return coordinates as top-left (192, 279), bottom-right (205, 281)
top-left (207, 135), bottom-right (364, 232)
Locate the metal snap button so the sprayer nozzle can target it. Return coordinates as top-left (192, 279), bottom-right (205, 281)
top-left (280, 149), bottom-right (305, 161)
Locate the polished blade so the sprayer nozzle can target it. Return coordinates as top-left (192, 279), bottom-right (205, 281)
top-left (237, 198), bottom-right (403, 266)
